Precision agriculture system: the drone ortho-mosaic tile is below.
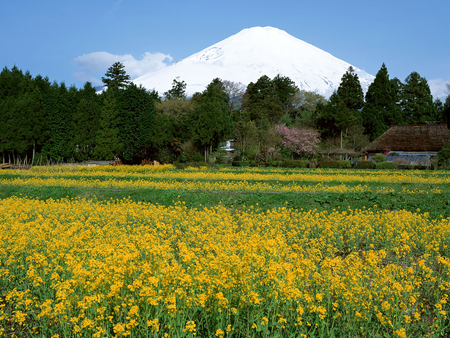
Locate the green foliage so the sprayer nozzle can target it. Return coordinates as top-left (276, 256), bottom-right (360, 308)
top-left (362, 64), bottom-right (402, 141)
top-left (101, 62), bottom-right (131, 90)
top-left (400, 71), bottom-right (435, 123)
top-left (314, 92), bottom-right (359, 139)
top-left (375, 161), bottom-right (398, 169)
top-left (356, 161), bottom-right (376, 169)
top-left (70, 83), bottom-right (101, 161)
top-left (92, 93), bottom-right (123, 160)
top-left (281, 160), bottom-right (309, 168)
top-left (42, 83), bottom-right (78, 160)
top-left (117, 83), bottom-right (158, 161)
top-left (232, 160), bottom-right (250, 167)
top-left (372, 153), bottom-right (386, 163)
top-left (319, 160), bottom-right (351, 168)
top-left (191, 78), bottom-right (232, 161)
top-left (336, 66), bottom-right (364, 111)
top-left (164, 79), bottom-right (187, 100)
top-left (243, 74), bottom-right (297, 125)
top-left (437, 141), bottom-right (450, 166)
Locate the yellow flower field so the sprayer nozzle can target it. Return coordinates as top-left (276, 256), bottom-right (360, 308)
top-left (3, 164), bottom-right (450, 185)
top-left (1, 196), bottom-right (449, 337)
top-left (0, 165), bottom-right (446, 194)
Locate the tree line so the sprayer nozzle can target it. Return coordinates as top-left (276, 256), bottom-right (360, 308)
top-left (1, 61), bottom-right (449, 164)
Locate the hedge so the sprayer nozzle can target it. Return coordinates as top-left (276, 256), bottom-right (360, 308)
top-left (281, 160), bottom-right (309, 168)
top-left (232, 161), bottom-right (250, 167)
top-left (375, 162), bottom-right (398, 169)
top-left (356, 161), bottom-right (376, 169)
top-left (319, 160), bottom-right (351, 169)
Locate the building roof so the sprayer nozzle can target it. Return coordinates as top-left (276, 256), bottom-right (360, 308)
top-left (364, 124), bottom-right (450, 153)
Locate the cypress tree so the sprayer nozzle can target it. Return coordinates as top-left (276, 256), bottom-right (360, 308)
top-left (41, 82), bottom-right (74, 161)
top-left (362, 63), bottom-right (402, 140)
top-left (93, 92), bottom-right (123, 160)
top-left (244, 75), bottom-right (284, 124)
top-left (117, 83), bottom-right (158, 162)
top-left (192, 78), bottom-right (231, 161)
top-left (400, 72), bottom-right (435, 124)
top-left (70, 82), bottom-right (101, 161)
top-left (337, 66), bottom-right (364, 111)
top-left (102, 62), bottom-right (131, 90)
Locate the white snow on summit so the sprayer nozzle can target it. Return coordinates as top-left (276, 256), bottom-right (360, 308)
top-left (134, 26), bottom-right (374, 97)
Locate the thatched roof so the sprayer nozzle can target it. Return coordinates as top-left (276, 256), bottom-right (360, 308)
top-left (364, 124), bottom-right (450, 153)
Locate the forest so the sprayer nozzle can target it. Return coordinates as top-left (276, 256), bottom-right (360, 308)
top-left (0, 61), bottom-right (449, 165)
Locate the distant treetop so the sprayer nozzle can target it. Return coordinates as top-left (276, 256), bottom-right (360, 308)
top-left (102, 62), bottom-right (131, 90)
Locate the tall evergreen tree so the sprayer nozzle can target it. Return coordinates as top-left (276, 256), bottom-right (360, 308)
top-left (93, 92), bottom-right (123, 160)
top-left (400, 72), bottom-right (435, 123)
top-left (164, 79), bottom-right (187, 100)
top-left (69, 82), bottom-right (101, 161)
top-left (314, 92), bottom-right (355, 141)
top-left (337, 66), bottom-right (364, 111)
top-left (242, 75), bottom-right (297, 125)
top-left (41, 82), bottom-right (75, 160)
top-left (117, 83), bottom-right (158, 161)
top-left (244, 75), bottom-right (282, 125)
top-left (191, 78), bottom-right (232, 161)
top-left (102, 62), bottom-right (131, 90)
top-left (362, 63), bottom-right (401, 140)
top-left (272, 74), bottom-right (298, 112)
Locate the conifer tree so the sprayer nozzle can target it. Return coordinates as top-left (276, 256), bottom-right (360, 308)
top-left (93, 93), bottom-right (123, 160)
top-left (337, 66), bottom-right (364, 111)
top-left (164, 79), bottom-right (187, 100)
top-left (102, 62), bottom-right (131, 90)
top-left (191, 78), bottom-right (231, 161)
top-left (41, 83), bottom-right (75, 160)
top-left (117, 83), bottom-right (158, 161)
top-left (400, 72), bottom-right (435, 123)
top-left (362, 63), bottom-right (401, 140)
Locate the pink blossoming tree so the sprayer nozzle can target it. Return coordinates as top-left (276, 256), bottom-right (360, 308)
top-left (270, 124), bottom-right (320, 158)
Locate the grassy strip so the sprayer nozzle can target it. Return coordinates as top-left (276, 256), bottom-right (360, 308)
top-left (2, 185), bottom-right (450, 220)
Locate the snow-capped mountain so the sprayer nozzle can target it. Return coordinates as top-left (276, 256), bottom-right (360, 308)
top-left (134, 26), bottom-right (374, 97)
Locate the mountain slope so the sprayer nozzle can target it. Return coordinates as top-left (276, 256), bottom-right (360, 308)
top-left (134, 26), bottom-right (374, 96)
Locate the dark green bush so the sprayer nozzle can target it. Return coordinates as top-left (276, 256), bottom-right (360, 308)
top-left (437, 141), bottom-right (450, 166)
top-left (375, 162), bottom-right (398, 169)
top-left (281, 160), bottom-right (309, 168)
top-left (319, 160), bottom-right (351, 168)
top-left (319, 160), bottom-right (339, 168)
top-left (356, 161), bottom-right (376, 169)
top-left (267, 160), bottom-right (283, 167)
top-left (372, 153), bottom-right (386, 163)
top-left (232, 161), bottom-right (250, 167)
top-left (249, 160), bottom-right (259, 167)
top-left (397, 164), bottom-right (428, 170)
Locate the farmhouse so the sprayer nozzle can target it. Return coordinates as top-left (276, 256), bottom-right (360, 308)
top-left (363, 124), bottom-right (450, 166)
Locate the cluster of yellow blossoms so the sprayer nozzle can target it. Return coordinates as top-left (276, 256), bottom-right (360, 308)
top-left (1, 196), bottom-right (449, 337)
top-left (0, 165), bottom-right (447, 194)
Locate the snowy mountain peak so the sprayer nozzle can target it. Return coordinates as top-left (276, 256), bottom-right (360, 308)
top-left (134, 26), bottom-right (374, 97)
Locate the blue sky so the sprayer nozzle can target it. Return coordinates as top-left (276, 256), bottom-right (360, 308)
top-left (1, 0), bottom-right (449, 99)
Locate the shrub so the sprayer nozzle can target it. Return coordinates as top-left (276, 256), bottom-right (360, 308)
top-left (372, 153), bottom-right (386, 163)
top-left (356, 161), bottom-right (376, 169)
top-left (266, 160), bottom-right (283, 167)
top-left (319, 160), bottom-right (351, 168)
top-left (437, 141), bottom-right (450, 166)
top-left (308, 160), bottom-right (318, 168)
top-left (281, 160), bottom-right (309, 168)
top-left (375, 162), bottom-right (398, 169)
top-left (319, 160), bottom-right (339, 168)
top-left (232, 161), bottom-right (250, 167)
